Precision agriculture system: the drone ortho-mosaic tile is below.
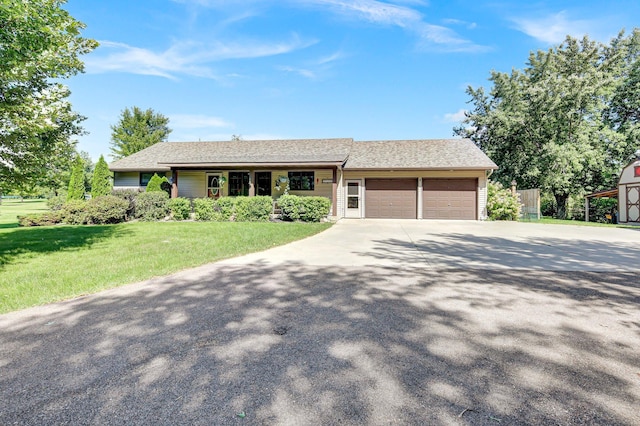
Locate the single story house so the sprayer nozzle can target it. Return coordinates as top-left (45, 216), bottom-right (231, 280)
top-left (109, 138), bottom-right (498, 220)
top-left (584, 151), bottom-right (640, 224)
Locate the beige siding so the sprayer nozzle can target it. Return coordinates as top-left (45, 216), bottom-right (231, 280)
top-left (113, 172), bottom-right (140, 189)
top-left (336, 169), bottom-right (344, 218)
top-left (178, 171), bottom-right (207, 198)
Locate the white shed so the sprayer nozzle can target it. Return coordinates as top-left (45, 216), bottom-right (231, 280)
top-left (618, 155), bottom-right (640, 224)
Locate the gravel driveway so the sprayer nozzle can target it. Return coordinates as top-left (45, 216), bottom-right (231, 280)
top-left (1, 220), bottom-right (639, 425)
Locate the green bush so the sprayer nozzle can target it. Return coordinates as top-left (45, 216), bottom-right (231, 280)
top-left (300, 196), bottom-right (331, 222)
top-left (487, 181), bottom-right (522, 221)
top-left (169, 197), bottom-right (191, 221)
top-left (146, 173), bottom-right (169, 192)
top-left (112, 189), bottom-right (140, 218)
top-left (47, 195), bottom-right (66, 211)
top-left (278, 194), bottom-right (303, 221)
top-left (193, 198), bottom-right (215, 221)
top-left (61, 200), bottom-right (88, 225)
top-left (278, 195), bottom-right (330, 222)
top-left (135, 191), bottom-right (170, 221)
top-left (212, 197), bottom-right (236, 221)
top-left (85, 195), bottom-right (129, 224)
top-left (234, 196), bottom-right (272, 222)
top-left (18, 212), bottom-right (63, 227)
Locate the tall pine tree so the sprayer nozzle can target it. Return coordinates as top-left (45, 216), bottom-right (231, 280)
top-left (91, 155), bottom-right (112, 197)
top-left (67, 155), bottom-right (86, 201)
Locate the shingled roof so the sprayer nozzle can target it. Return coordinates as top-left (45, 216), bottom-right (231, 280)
top-left (109, 138), bottom-right (497, 171)
top-left (344, 139), bottom-right (497, 170)
top-left (109, 138), bottom-right (353, 171)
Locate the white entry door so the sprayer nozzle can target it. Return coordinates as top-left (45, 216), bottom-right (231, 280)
top-left (345, 180), bottom-right (363, 218)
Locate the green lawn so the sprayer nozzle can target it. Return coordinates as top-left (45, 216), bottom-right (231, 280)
top-left (0, 199), bottom-right (331, 314)
top-left (0, 198), bottom-right (49, 228)
top-left (537, 217), bottom-right (636, 228)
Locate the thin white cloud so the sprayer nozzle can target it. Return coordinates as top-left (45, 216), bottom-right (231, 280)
top-left (277, 65), bottom-right (317, 79)
top-left (278, 49), bottom-right (345, 80)
top-left (317, 50), bottom-right (345, 64)
top-left (170, 114), bottom-right (233, 129)
top-left (86, 35), bottom-right (316, 79)
top-left (302, 0), bottom-right (422, 27)
top-left (510, 11), bottom-right (592, 44)
top-left (300, 0), bottom-right (487, 52)
top-left (443, 109), bottom-right (467, 123)
top-left (175, 0), bottom-right (487, 52)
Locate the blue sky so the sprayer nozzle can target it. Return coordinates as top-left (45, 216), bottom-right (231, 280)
top-left (63, 0), bottom-right (640, 161)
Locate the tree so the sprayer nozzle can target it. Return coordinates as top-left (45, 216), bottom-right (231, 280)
top-left (67, 155), bottom-right (85, 201)
top-left (0, 1), bottom-right (97, 193)
top-left (91, 155), bottom-right (112, 197)
top-left (455, 31), bottom-right (640, 218)
top-left (110, 107), bottom-right (172, 159)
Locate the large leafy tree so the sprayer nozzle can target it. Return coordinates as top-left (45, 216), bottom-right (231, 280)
top-left (456, 30), bottom-right (640, 218)
top-left (110, 107), bottom-right (172, 159)
top-left (0, 0), bottom-right (97, 194)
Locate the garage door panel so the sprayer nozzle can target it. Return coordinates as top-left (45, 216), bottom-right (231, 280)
top-left (423, 178), bottom-right (477, 220)
top-left (365, 179), bottom-right (417, 219)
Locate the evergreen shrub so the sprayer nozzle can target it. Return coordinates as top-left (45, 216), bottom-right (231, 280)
top-left (169, 197), bottom-right (191, 221)
top-left (85, 195), bottom-right (129, 224)
top-left (135, 191), bottom-right (169, 221)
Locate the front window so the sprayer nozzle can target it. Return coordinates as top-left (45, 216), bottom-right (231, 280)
top-left (140, 172), bottom-right (158, 186)
top-left (229, 172), bottom-right (250, 196)
top-left (288, 171), bottom-right (315, 191)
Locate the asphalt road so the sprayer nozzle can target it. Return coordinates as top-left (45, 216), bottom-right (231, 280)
top-left (1, 220), bottom-right (639, 425)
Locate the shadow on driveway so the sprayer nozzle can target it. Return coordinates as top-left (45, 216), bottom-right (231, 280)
top-left (364, 232), bottom-right (640, 271)
top-left (1, 264), bottom-right (638, 425)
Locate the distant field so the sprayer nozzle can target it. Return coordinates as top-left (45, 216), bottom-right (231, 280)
top-left (0, 199), bottom-right (48, 228)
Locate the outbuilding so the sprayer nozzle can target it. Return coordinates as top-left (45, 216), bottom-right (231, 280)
top-left (618, 154), bottom-right (640, 223)
top-left (584, 152), bottom-right (640, 224)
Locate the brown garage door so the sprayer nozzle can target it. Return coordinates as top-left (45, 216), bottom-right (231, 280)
top-left (423, 178), bottom-right (477, 220)
top-left (365, 178), bottom-right (417, 219)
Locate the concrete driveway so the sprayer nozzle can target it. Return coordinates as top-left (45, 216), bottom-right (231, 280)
top-left (220, 219), bottom-right (640, 271)
top-left (1, 220), bottom-right (639, 425)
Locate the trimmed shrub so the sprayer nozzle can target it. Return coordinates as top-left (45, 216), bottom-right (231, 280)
top-left (85, 195), bottom-right (129, 224)
top-left (193, 198), bottom-right (215, 221)
top-left (112, 189), bottom-right (141, 219)
top-left (134, 191), bottom-right (170, 221)
top-left (146, 173), bottom-right (169, 192)
top-left (212, 197), bottom-right (236, 221)
top-left (278, 194), bottom-right (303, 221)
top-left (234, 196), bottom-right (272, 222)
top-left (47, 195), bottom-right (66, 211)
top-left (300, 196), bottom-right (331, 222)
top-left (169, 197), bottom-right (191, 221)
top-left (60, 200), bottom-right (88, 225)
top-left (278, 195), bottom-right (330, 222)
top-left (487, 181), bottom-right (521, 221)
top-left (18, 212), bottom-right (63, 227)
